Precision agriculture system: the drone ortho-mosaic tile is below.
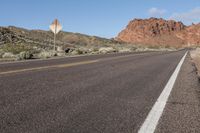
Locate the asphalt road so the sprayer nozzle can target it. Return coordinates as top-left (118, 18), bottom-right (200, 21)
top-left (0, 51), bottom-right (186, 133)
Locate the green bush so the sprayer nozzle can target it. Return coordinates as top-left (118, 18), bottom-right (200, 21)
top-left (0, 50), bottom-right (4, 58)
top-left (38, 51), bottom-right (57, 59)
top-left (70, 49), bottom-right (84, 55)
top-left (17, 51), bottom-right (33, 60)
top-left (77, 49), bottom-right (84, 54)
top-left (147, 45), bottom-right (160, 49)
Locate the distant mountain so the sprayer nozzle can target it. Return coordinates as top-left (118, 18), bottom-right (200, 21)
top-left (116, 18), bottom-right (200, 47)
top-left (0, 26), bottom-right (120, 49)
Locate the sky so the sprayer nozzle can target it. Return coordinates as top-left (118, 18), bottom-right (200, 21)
top-left (0, 0), bottom-right (200, 38)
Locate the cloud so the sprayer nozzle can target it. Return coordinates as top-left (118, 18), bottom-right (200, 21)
top-left (169, 7), bottom-right (200, 24)
top-left (148, 8), bottom-right (167, 17)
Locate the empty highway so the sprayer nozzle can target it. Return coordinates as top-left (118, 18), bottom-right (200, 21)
top-left (0, 50), bottom-right (195, 133)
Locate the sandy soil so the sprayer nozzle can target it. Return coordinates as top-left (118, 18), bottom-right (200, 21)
top-left (190, 48), bottom-right (200, 77)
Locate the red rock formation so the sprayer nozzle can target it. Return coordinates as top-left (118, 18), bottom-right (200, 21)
top-left (176, 23), bottom-right (200, 46)
top-left (116, 18), bottom-right (200, 47)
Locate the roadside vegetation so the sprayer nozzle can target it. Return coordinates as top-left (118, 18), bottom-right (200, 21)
top-left (0, 43), bottom-right (176, 61)
top-left (0, 26), bottom-right (177, 62)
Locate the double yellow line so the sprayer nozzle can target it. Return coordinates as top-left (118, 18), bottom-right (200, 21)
top-left (0, 60), bottom-right (99, 75)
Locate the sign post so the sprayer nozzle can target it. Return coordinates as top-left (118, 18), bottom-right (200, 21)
top-left (50, 19), bottom-right (62, 52)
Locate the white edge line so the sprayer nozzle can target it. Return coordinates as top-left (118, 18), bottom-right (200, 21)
top-left (138, 51), bottom-right (188, 133)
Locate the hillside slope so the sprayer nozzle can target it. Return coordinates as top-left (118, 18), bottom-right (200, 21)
top-left (0, 26), bottom-right (119, 49)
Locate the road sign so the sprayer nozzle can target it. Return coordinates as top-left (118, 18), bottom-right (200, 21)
top-left (49, 19), bottom-right (62, 51)
top-left (50, 19), bottom-right (62, 34)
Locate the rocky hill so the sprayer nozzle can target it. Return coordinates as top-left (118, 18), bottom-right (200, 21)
top-left (0, 26), bottom-right (119, 49)
top-left (1, 26), bottom-right (142, 60)
top-left (116, 18), bottom-right (200, 47)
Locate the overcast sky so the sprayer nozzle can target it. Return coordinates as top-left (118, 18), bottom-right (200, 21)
top-left (0, 0), bottom-right (200, 38)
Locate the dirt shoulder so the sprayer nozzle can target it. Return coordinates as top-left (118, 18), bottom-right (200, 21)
top-left (190, 48), bottom-right (200, 79)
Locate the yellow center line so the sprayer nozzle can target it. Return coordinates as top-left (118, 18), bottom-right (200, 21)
top-left (0, 52), bottom-right (149, 76)
top-left (0, 60), bottom-right (99, 75)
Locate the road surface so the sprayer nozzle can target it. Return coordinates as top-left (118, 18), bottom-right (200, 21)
top-left (0, 50), bottom-right (191, 133)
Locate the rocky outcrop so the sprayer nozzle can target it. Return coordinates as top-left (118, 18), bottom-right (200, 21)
top-left (0, 27), bottom-right (20, 44)
top-left (176, 24), bottom-right (200, 46)
top-left (116, 18), bottom-right (200, 47)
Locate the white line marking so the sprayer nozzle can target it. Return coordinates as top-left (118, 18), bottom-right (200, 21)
top-left (138, 51), bottom-right (188, 133)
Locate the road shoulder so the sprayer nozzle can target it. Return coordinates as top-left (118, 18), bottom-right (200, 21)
top-left (155, 55), bottom-right (200, 132)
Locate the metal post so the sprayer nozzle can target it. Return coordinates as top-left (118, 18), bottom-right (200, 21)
top-left (54, 23), bottom-right (57, 52)
top-left (54, 33), bottom-right (56, 52)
